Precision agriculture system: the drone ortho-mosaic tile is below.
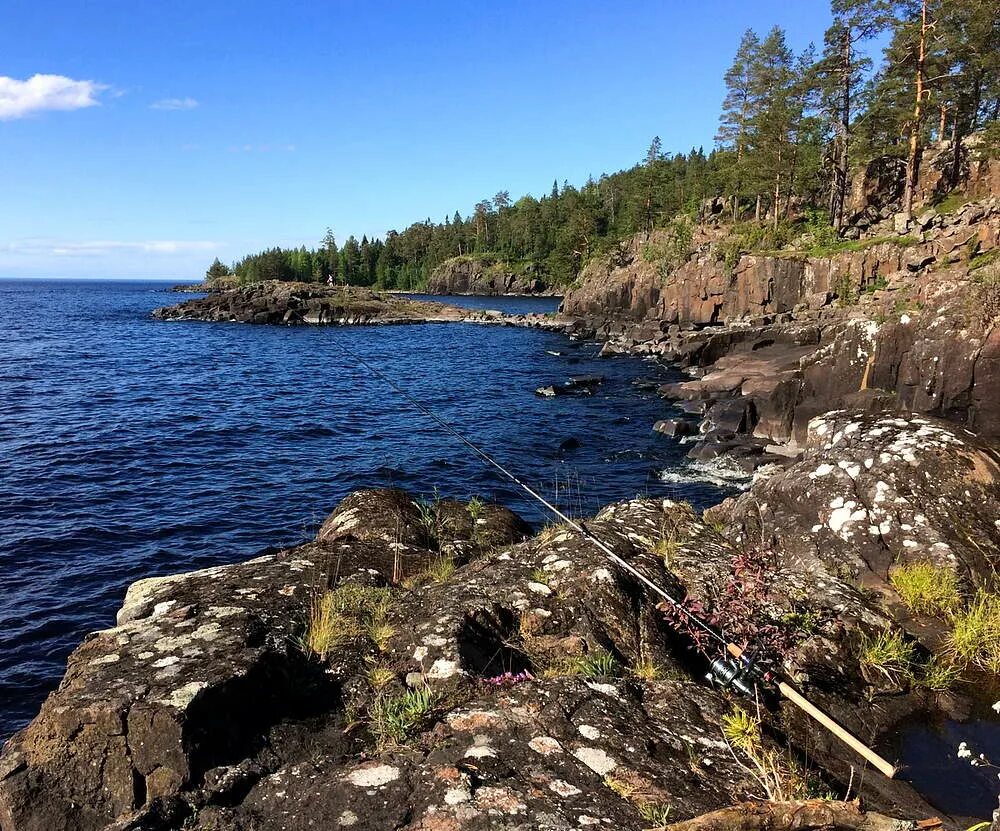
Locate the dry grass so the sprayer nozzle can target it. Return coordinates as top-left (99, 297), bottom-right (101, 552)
top-left (721, 706), bottom-right (808, 801)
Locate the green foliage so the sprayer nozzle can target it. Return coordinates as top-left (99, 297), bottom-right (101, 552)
top-left (915, 656), bottom-right (962, 692)
top-left (859, 629), bottom-right (916, 685)
top-left (205, 257), bottom-right (231, 281)
top-left (721, 706), bottom-right (809, 801)
top-left (213, 1), bottom-right (998, 291)
top-left (971, 262), bottom-right (1000, 328)
top-left (637, 803), bottom-right (673, 827)
top-left (834, 272), bottom-right (858, 307)
top-left (948, 590), bottom-right (1000, 672)
top-left (642, 215), bottom-right (694, 278)
top-left (542, 650), bottom-right (619, 679)
top-left (932, 191), bottom-right (968, 216)
top-left (368, 685), bottom-right (439, 747)
top-left (578, 651), bottom-right (619, 678)
top-left (298, 583), bottom-right (394, 661)
top-left (889, 561), bottom-right (960, 616)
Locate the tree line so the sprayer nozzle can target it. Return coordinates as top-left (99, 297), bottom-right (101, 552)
top-left (207, 0), bottom-right (998, 289)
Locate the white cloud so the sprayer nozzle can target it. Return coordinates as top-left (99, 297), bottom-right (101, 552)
top-left (0, 239), bottom-right (220, 257)
top-left (151, 97), bottom-right (198, 111)
top-left (0, 74), bottom-right (106, 120)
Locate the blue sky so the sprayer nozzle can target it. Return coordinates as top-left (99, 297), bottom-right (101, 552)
top-left (1, 0), bottom-right (843, 279)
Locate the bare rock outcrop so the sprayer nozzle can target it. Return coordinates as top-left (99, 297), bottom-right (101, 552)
top-left (426, 255), bottom-right (552, 296)
top-left (6, 416), bottom-right (998, 830)
top-left (152, 282), bottom-right (469, 325)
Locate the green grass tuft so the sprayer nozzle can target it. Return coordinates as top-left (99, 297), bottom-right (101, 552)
top-left (368, 685), bottom-right (439, 748)
top-left (948, 590), bottom-right (1000, 672)
top-left (859, 629), bottom-right (916, 685)
top-left (890, 561), bottom-right (960, 616)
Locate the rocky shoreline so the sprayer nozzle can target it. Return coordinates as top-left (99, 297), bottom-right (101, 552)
top-left (2, 412), bottom-right (998, 830)
top-left (153, 282), bottom-right (473, 326)
top-left (5, 161), bottom-right (1000, 831)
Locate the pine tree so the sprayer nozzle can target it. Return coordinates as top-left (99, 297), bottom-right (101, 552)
top-left (717, 29), bottom-right (761, 219)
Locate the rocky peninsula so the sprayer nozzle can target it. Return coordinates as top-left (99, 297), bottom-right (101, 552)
top-left (152, 282), bottom-right (472, 326)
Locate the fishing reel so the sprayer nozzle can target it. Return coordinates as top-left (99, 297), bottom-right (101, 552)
top-left (706, 649), bottom-right (773, 700)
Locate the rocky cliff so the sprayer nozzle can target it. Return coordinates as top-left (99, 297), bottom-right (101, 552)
top-left (2, 413), bottom-right (998, 830)
top-left (561, 195), bottom-right (1000, 461)
top-left (426, 255), bottom-right (553, 296)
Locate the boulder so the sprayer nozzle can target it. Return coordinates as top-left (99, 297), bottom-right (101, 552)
top-left (0, 472), bottom-right (957, 830)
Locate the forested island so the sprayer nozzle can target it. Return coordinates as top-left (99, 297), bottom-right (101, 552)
top-left (200, 0), bottom-right (997, 292)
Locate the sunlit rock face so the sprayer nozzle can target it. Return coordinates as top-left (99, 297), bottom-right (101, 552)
top-left (8, 440), bottom-right (994, 829)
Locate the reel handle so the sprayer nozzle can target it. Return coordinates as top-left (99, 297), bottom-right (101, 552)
top-left (726, 643), bottom-right (898, 779)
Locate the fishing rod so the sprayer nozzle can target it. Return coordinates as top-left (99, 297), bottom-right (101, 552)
top-left (330, 333), bottom-right (898, 779)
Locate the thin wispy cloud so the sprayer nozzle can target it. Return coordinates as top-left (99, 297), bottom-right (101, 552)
top-left (227, 143), bottom-right (296, 153)
top-left (1, 239), bottom-right (220, 257)
top-left (150, 97), bottom-right (198, 111)
top-left (0, 74), bottom-right (106, 120)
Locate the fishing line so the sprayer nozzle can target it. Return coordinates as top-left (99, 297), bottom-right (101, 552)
top-left (329, 328), bottom-right (901, 779)
top-left (329, 332), bottom-right (728, 648)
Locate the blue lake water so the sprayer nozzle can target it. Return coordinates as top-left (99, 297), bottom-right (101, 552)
top-left (0, 279), bottom-right (734, 739)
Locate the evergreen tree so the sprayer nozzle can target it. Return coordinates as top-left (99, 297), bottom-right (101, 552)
top-left (717, 29), bottom-right (761, 219)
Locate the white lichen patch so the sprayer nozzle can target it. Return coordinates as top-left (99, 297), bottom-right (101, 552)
top-left (577, 724), bottom-right (601, 740)
top-left (89, 653), bottom-right (121, 666)
top-left (155, 680), bottom-right (207, 709)
top-left (444, 785), bottom-right (472, 805)
top-left (589, 568), bottom-right (613, 583)
top-left (585, 681), bottom-right (623, 700)
top-left (572, 747), bottom-right (617, 775)
top-left (345, 764), bottom-right (400, 788)
top-left (427, 659), bottom-right (460, 680)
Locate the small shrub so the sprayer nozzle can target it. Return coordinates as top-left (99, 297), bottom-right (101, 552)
top-left (369, 685), bottom-right (439, 748)
top-left (890, 561), bottom-right (960, 616)
top-left (721, 706), bottom-right (808, 801)
top-left (859, 629), bottom-right (916, 685)
top-left (948, 590), bottom-right (1000, 672)
top-left (834, 272), bottom-right (858, 306)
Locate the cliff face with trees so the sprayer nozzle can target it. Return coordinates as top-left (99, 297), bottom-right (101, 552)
top-left (204, 0), bottom-right (997, 294)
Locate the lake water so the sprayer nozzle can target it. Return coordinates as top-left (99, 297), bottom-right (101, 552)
top-left (1, 280), bottom-right (992, 819)
top-left (0, 280), bottom-right (734, 739)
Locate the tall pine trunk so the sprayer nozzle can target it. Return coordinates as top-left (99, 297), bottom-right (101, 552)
top-left (832, 28), bottom-right (851, 231)
top-left (902, 0), bottom-right (929, 218)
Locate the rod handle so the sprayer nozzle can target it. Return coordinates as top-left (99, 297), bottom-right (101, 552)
top-left (726, 643), bottom-right (898, 779)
